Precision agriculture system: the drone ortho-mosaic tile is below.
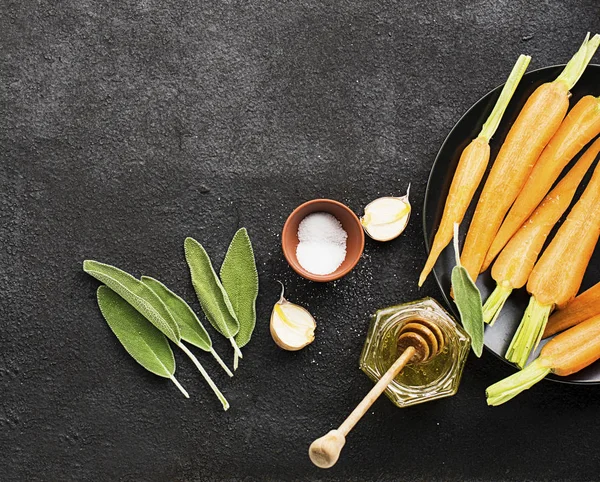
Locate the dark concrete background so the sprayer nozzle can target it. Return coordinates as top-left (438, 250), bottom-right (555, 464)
top-left (1, 1), bottom-right (600, 481)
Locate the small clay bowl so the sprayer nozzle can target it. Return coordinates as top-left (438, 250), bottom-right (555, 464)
top-left (282, 199), bottom-right (365, 282)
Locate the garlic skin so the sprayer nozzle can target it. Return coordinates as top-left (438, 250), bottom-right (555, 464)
top-left (361, 186), bottom-right (411, 242)
top-left (270, 283), bottom-right (316, 351)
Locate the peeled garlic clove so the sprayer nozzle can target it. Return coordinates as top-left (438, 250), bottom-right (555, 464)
top-left (361, 185), bottom-right (411, 242)
top-left (270, 283), bottom-right (315, 351)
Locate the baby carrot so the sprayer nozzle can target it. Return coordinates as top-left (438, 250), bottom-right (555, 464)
top-left (483, 95), bottom-right (600, 270)
top-left (544, 282), bottom-right (600, 338)
top-left (418, 55), bottom-right (531, 287)
top-left (506, 156), bottom-right (600, 368)
top-left (482, 138), bottom-right (600, 325)
top-left (460, 34), bottom-right (600, 283)
top-left (487, 314), bottom-right (600, 405)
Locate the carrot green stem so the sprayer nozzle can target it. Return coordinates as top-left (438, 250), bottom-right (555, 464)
top-left (178, 342), bottom-right (230, 410)
top-left (482, 283), bottom-right (513, 326)
top-left (506, 297), bottom-right (553, 368)
top-left (479, 54), bottom-right (531, 142)
top-left (555, 33), bottom-right (600, 90)
top-left (210, 347), bottom-right (234, 377)
top-left (486, 358), bottom-right (551, 406)
top-left (169, 375), bottom-right (190, 399)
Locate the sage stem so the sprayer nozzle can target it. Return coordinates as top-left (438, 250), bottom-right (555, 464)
top-left (229, 337), bottom-right (243, 359)
top-left (169, 375), bottom-right (190, 399)
top-left (210, 347), bottom-right (234, 377)
top-left (178, 342), bottom-right (230, 411)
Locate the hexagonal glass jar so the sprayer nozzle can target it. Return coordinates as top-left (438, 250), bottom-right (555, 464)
top-left (359, 297), bottom-right (470, 408)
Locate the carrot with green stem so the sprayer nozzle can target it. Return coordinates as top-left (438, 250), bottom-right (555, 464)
top-left (418, 55), bottom-right (531, 287)
top-left (482, 138), bottom-right (600, 326)
top-left (487, 313), bottom-right (600, 406)
top-left (544, 282), bottom-right (600, 338)
top-left (483, 95), bottom-right (600, 270)
top-left (506, 157), bottom-right (600, 368)
top-left (460, 33), bottom-right (600, 283)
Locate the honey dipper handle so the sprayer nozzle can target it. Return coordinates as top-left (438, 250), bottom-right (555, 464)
top-left (308, 346), bottom-right (416, 469)
top-left (338, 345), bottom-right (416, 436)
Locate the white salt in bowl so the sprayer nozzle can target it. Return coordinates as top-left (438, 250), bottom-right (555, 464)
top-left (281, 199), bottom-right (365, 282)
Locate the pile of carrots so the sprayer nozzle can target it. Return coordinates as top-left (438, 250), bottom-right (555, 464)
top-left (420, 33), bottom-right (600, 404)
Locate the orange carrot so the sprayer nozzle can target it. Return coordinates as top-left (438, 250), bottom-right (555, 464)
top-left (487, 314), bottom-right (600, 405)
top-left (482, 138), bottom-right (600, 325)
top-left (483, 95), bottom-right (600, 270)
top-left (544, 282), bottom-right (600, 338)
top-left (506, 156), bottom-right (600, 368)
top-left (460, 34), bottom-right (600, 283)
top-left (418, 55), bottom-right (531, 287)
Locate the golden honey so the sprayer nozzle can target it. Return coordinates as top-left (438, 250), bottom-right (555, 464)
top-left (360, 298), bottom-right (470, 408)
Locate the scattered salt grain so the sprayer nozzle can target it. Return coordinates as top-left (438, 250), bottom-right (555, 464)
top-left (296, 212), bottom-right (348, 275)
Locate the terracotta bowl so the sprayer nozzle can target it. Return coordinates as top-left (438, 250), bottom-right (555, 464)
top-left (281, 199), bottom-right (365, 282)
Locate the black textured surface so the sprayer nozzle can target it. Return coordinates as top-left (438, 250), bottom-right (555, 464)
top-left (2, 1), bottom-right (600, 481)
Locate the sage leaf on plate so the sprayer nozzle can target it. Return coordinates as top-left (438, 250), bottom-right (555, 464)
top-left (451, 224), bottom-right (484, 357)
top-left (85, 261), bottom-right (230, 409)
top-left (184, 237), bottom-right (242, 359)
top-left (96, 286), bottom-right (189, 398)
top-left (220, 228), bottom-right (259, 370)
top-left (141, 276), bottom-right (233, 377)
top-left (83, 260), bottom-right (181, 343)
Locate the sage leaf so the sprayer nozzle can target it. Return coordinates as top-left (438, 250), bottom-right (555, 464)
top-left (220, 228), bottom-right (259, 369)
top-left (96, 286), bottom-right (189, 398)
top-left (451, 224), bottom-right (484, 357)
top-left (184, 237), bottom-right (242, 359)
top-left (141, 276), bottom-right (233, 377)
top-left (86, 262), bottom-right (229, 409)
top-left (83, 260), bottom-right (181, 343)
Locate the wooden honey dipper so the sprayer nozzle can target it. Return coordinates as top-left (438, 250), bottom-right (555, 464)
top-left (309, 318), bottom-right (445, 469)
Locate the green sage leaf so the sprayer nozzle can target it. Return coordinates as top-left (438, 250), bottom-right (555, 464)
top-left (96, 286), bottom-right (189, 398)
top-left (83, 260), bottom-right (181, 343)
top-left (141, 276), bottom-right (233, 377)
top-left (220, 228), bottom-right (259, 349)
top-left (184, 237), bottom-right (242, 357)
top-left (141, 276), bottom-right (212, 350)
top-left (451, 225), bottom-right (484, 357)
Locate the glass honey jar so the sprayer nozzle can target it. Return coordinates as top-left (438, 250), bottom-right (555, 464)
top-left (359, 297), bottom-right (470, 408)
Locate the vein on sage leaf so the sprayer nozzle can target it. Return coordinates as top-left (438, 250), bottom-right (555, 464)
top-left (84, 260), bottom-right (230, 410)
top-left (450, 224), bottom-right (484, 357)
top-left (96, 286), bottom-right (189, 398)
top-left (220, 228), bottom-right (259, 370)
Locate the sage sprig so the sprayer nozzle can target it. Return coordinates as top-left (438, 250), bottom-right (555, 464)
top-left (220, 228), bottom-right (259, 370)
top-left (141, 276), bottom-right (233, 377)
top-left (451, 224), bottom-right (484, 356)
top-left (84, 260), bottom-right (230, 410)
top-left (184, 237), bottom-right (242, 359)
top-left (96, 286), bottom-right (189, 398)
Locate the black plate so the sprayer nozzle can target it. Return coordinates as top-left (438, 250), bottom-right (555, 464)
top-left (423, 64), bottom-right (600, 384)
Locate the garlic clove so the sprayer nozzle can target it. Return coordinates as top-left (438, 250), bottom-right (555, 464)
top-left (361, 185), bottom-right (411, 242)
top-left (270, 283), bottom-right (316, 351)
